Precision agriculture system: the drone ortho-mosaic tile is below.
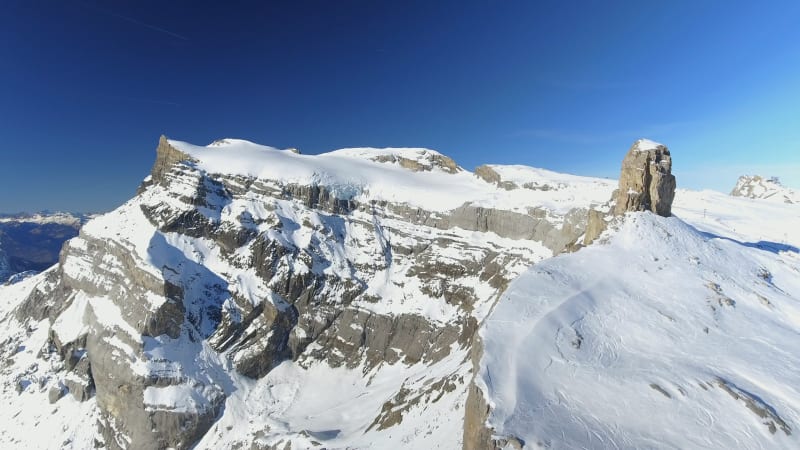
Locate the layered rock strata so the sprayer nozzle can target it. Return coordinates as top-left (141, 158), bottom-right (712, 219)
top-left (0, 136), bottom-right (615, 449)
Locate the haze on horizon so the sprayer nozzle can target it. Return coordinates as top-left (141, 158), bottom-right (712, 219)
top-left (1, 0), bottom-right (799, 213)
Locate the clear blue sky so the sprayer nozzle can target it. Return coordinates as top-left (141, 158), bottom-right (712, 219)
top-left (2, 1), bottom-right (799, 212)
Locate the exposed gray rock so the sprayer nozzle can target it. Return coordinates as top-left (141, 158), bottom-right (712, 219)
top-left (474, 165), bottom-right (502, 185)
top-left (583, 208), bottom-right (608, 246)
top-left (371, 151), bottom-right (461, 174)
top-left (14, 269), bottom-right (73, 323)
top-left (473, 165), bottom-right (518, 190)
top-left (462, 335), bottom-right (495, 450)
top-left (63, 354), bottom-right (94, 402)
top-left (613, 139), bottom-right (676, 217)
top-left (48, 384), bottom-right (66, 404)
top-left (137, 135), bottom-right (196, 193)
top-left (714, 378), bottom-right (791, 435)
top-left (384, 203), bottom-right (589, 254)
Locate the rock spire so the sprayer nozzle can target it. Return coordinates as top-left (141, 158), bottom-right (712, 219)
top-left (613, 139), bottom-right (676, 217)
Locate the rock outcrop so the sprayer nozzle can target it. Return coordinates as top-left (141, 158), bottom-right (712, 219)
top-left (474, 165), bottom-right (518, 190)
top-left (371, 151), bottom-right (461, 174)
top-left (137, 135), bottom-right (194, 193)
top-left (582, 208), bottom-right (608, 246)
top-left (577, 139), bottom-right (676, 247)
top-left (613, 139), bottom-right (676, 217)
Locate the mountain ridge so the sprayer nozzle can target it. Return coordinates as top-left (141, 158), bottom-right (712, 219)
top-left (0, 136), bottom-right (798, 449)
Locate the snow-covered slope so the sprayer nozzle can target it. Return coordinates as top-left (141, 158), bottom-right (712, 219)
top-left (731, 175), bottom-right (799, 204)
top-left (168, 138), bottom-right (615, 215)
top-left (477, 189), bottom-right (800, 448)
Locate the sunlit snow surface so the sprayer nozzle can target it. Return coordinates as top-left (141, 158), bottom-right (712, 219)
top-left (0, 272), bottom-right (100, 449)
top-left (632, 138), bottom-right (665, 152)
top-left (169, 138), bottom-right (616, 215)
top-left (480, 189), bottom-right (800, 449)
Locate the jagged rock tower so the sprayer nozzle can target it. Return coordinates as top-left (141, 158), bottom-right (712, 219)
top-left (583, 139), bottom-right (676, 246)
top-left (613, 139), bottom-right (676, 217)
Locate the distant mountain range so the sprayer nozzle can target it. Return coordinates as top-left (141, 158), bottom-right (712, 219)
top-left (0, 211), bottom-right (94, 283)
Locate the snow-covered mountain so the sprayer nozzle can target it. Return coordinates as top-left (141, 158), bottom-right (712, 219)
top-left (0, 211), bottom-right (91, 283)
top-left (731, 175), bottom-right (799, 204)
top-left (0, 136), bottom-right (798, 449)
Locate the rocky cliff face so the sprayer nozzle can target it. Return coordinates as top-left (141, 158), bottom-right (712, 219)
top-left (613, 139), bottom-right (676, 217)
top-left (0, 137), bottom-right (615, 449)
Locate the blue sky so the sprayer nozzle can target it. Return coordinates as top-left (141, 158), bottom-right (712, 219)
top-left (1, 1), bottom-right (799, 212)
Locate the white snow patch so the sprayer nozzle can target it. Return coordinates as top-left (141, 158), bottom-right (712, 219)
top-left (633, 138), bottom-right (665, 152)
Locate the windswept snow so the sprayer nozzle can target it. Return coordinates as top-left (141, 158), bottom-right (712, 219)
top-left (479, 190), bottom-right (800, 449)
top-left (168, 138), bottom-right (615, 214)
top-left (633, 138), bottom-right (664, 152)
top-left (196, 346), bottom-right (470, 449)
top-left (479, 164), bottom-right (616, 214)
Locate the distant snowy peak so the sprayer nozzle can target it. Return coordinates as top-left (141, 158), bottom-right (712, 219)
top-left (0, 211), bottom-right (94, 227)
top-left (731, 175), bottom-right (798, 204)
